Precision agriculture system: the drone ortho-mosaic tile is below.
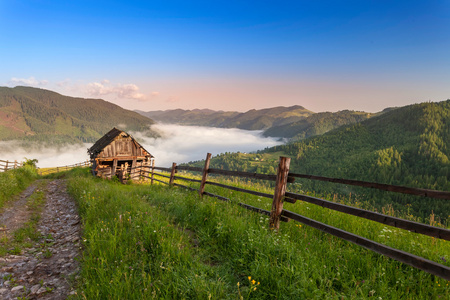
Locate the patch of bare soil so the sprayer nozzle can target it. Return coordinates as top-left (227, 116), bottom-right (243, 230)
top-left (0, 179), bottom-right (81, 299)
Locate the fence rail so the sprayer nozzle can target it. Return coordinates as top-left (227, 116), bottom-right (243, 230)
top-left (38, 160), bottom-right (92, 176)
top-left (289, 172), bottom-right (450, 200)
top-left (136, 153), bottom-right (450, 281)
top-left (0, 160), bottom-right (23, 172)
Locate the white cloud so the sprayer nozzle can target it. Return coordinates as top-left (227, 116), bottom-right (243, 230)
top-left (9, 76), bottom-right (48, 86)
top-left (86, 80), bottom-right (146, 101)
top-left (131, 124), bottom-right (285, 167)
top-left (0, 141), bottom-right (91, 168)
top-left (0, 125), bottom-right (285, 168)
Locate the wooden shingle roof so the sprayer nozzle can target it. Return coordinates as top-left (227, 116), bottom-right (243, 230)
top-left (87, 127), bottom-right (153, 158)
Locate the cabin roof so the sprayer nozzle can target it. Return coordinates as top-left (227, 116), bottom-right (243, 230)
top-left (88, 127), bottom-right (154, 158)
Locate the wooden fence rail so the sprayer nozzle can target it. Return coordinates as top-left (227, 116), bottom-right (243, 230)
top-left (38, 160), bottom-right (92, 176)
top-left (289, 172), bottom-right (450, 200)
top-left (136, 153), bottom-right (450, 280)
top-left (0, 160), bottom-right (23, 172)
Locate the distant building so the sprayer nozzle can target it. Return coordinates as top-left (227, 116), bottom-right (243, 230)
top-left (87, 128), bottom-right (154, 181)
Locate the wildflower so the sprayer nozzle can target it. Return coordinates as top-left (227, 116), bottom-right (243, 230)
top-left (248, 276), bottom-right (251, 281)
top-left (237, 282), bottom-right (240, 287)
top-left (252, 280), bottom-right (256, 285)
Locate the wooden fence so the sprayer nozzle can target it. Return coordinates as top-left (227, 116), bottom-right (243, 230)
top-left (130, 153), bottom-right (450, 281)
top-left (38, 160), bottom-right (92, 176)
top-left (0, 160), bottom-right (23, 172)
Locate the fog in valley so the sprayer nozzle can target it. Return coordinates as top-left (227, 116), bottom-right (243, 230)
top-left (0, 124), bottom-right (285, 168)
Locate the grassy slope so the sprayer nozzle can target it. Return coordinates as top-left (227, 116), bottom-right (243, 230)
top-left (66, 169), bottom-right (449, 299)
top-left (0, 86), bottom-right (155, 143)
top-left (0, 165), bottom-right (38, 208)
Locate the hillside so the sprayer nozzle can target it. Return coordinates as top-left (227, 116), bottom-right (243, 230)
top-left (136, 105), bottom-right (314, 130)
top-left (136, 108), bottom-right (241, 127)
top-left (185, 100), bottom-right (450, 222)
top-left (0, 86), bottom-right (155, 144)
top-left (263, 110), bottom-right (376, 139)
top-left (137, 106), bottom-right (378, 140)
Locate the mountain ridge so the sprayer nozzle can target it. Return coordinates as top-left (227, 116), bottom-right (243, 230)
top-left (136, 106), bottom-right (379, 139)
top-left (0, 86), bottom-right (156, 144)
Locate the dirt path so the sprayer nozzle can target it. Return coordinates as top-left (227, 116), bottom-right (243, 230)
top-left (0, 179), bottom-right (81, 299)
top-left (0, 184), bottom-right (37, 236)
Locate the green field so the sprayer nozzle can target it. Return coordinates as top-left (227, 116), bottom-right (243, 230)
top-left (1, 166), bottom-right (448, 298)
top-left (65, 168), bottom-right (448, 299)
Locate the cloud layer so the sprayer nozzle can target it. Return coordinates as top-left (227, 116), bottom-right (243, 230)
top-left (132, 124), bottom-right (285, 167)
top-left (0, 125), bottom-right (284, 168)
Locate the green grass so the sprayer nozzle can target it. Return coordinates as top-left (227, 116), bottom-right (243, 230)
top-left (0, 165), bottom-right (38, 209)
top-left (66, 169), bottom-right (449, 299)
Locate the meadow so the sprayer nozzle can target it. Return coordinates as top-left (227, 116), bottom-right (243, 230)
top-left (0, 163), bottom-right (37, 209)
top-left (0, 164), bottom-right (448, 298)
top-left (64, 167), bottom-right (449, 299)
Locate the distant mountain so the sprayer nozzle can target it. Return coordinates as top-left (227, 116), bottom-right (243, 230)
top-left (262, 110), bottom-right (376, 139)
top-left (136, 105), bottom-right (314, 130)
top-left (0, 86), bottom-right (155, 144)
top-left (137, 106), bottom-right (377, 140)
top-left (136, 108), bottom-right (240, 127)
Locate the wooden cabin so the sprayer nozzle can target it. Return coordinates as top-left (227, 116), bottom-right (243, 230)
top-left (88, 128), bottom-right (154, 181)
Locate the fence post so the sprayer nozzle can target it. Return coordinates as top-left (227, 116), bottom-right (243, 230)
top-left (199, 153), bottom-right (212, 198)
top-left (5, 161), bottom-right (8, 171)
top-left (269, 156), bottom-right (291, 231)
top-left (169, 162), bottom-right (177, 186)
top-left (14, 160), bottom-right (17, 169)
top-left (151, 159), bottom-right (155, 185)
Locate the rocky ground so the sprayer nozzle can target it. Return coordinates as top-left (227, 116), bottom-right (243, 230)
top-left (0, 180), bottom-right (81, 299)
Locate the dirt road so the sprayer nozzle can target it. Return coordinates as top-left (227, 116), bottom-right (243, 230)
top-left (0, 180), bottom-right (81, 299)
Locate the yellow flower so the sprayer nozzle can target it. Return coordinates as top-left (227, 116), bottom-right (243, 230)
top-left (252, 280), bottom-right (256, 285)
top-left (237, 282), bottom-right (240, 287)
top-left (257, 282), bottom-right (260, 285)
top-left (253, 287), bottom-right (257, 291)
top-left (248, 276), bottom-right (251, 281)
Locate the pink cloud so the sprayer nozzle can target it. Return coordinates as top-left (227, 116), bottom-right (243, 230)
top-left (85, 80), bottom-right (146, 101)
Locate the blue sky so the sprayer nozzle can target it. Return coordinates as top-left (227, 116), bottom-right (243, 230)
top-left (1, 0), bottom-right (449, 112)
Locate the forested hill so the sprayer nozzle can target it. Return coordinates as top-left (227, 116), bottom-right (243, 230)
top-left (0, 86), bottom-right (155, 144)
top-left (263, 110), bottom-right (376, 139)
top-left (186, 100), bottom-right (450, 221)
top-left (269, 100), bottom-right (450, 221)
top-left (136, 105), bottom-right (314, 130)
top-left (137, 106), bottom-right (380, 140)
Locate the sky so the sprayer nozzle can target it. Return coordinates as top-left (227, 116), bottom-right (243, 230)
top-left (1, 0), bottom-right (449, 113)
